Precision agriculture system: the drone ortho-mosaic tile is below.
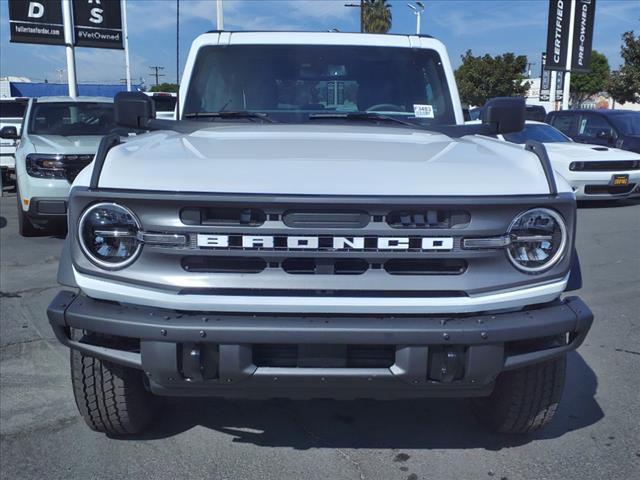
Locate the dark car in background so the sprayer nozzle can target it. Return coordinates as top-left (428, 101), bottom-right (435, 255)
top-left (546, 109), bottom-right (640, 154)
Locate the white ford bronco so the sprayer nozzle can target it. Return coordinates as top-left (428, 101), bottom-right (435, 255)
top-left (48, 32), bottom-right (593, 435)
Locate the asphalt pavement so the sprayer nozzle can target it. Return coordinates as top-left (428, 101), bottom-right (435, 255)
top-left (1, 189), bottom-right (639, 480)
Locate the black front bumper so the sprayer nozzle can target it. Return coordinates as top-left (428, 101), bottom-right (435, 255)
top-left (48, 291), bottom-right (593, 399)
top-left (27, 197), bottom-right (67, 222)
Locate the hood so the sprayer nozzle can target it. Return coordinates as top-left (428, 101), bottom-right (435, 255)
top-left (82, 124), bottom-right (553, 196)
top-left (30, 134), bottom-right (104, 154)
top-left (543, 142), bottom-right (640, 161)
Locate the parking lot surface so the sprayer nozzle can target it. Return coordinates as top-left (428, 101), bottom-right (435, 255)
top-left (1, 190), bottom-right (639, 480)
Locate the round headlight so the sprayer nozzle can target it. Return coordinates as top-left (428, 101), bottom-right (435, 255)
top-left (506, 208), bottom-right (567, 273)
top-left (78, 203), bottom-right (142, 269)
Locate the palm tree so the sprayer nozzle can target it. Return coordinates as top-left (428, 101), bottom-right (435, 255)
top-left (362, 0), bottom-right (392, 34)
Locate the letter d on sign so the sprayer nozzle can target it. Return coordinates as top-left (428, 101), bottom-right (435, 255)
top-left (27, 1), bottom-right (45, 18)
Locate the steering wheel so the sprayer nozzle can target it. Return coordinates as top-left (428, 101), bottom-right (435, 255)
top-left (366, 103), bottom-right (405, 112)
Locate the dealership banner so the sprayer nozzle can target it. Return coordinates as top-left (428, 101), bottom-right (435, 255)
top-left (73, 0), bottom-right (123, 49)
top-left (8, 0), bottom-right (65, 45)
top-left (540, 53), bottom-right (551, 101)
top-left (571, 0), bottom-right (596, 71)
top-left (555, 70), bottom-right (564, 101)
top-left (545, 0), bottom-right (571, 71)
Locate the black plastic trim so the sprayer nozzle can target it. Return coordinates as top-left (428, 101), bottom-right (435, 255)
top-left (89, 133), bottom-right (121, 190)
top-left (525, 140), bottom-right (558, 195)
top-left (566, 248), bottom-right (583, 292)
top-left (49, 292), bottom-right (592, 365)
top-left (70, 185), bottom-right (575, 206)
top-left (57, 238), bottom-right (79, 288)
top-left (27, 197), bottom-right (67, 219)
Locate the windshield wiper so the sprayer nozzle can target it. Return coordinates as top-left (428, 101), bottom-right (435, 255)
top-left (184, 111), bottom-right (275, 123)
top-left (308, 112), bottom-right (418, 128)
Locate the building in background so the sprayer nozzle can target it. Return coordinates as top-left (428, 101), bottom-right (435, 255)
top-left (1, 77), bottom-right (141, 99)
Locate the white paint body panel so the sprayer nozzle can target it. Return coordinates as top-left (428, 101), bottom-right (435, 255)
top-left (83, 124), bottom-right (552, 196)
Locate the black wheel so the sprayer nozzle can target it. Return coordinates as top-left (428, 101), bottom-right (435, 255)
top-left (471, 355), bottom-right (566, 434)
top-left (71, 337), bottom-right (158, 435)
top-left (16, 188), bottom-right (38, 237)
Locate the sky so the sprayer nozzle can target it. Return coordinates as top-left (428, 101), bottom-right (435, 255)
top-left (0, 0), bottom-right (638, 86)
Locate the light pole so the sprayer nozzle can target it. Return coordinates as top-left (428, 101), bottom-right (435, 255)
top-left (122, 0), bottom-right (132, 91)
top-left (407, 1), bottom-right (424, 35)
top-left (216, 0), bottom-right (224, 30)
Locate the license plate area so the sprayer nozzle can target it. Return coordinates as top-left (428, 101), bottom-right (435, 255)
top-left (610, 174), bottom-right (629, 186)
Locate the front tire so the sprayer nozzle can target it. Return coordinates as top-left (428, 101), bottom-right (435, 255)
top-left (471, 355), bottom-right (566, 434)
top-left (71, 340), bottom-right (158, 435)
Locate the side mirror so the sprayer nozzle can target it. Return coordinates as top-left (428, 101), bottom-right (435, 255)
top-left (480, 97), bottom-right (525, 134)
top-left (114, 92), bottom-right (155, 129)
top-left (0, 126), bottom-right (19, 140)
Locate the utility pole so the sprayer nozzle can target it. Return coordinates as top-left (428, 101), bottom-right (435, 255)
top-left (57, 69), bottom-right (65, 84)
top-left (344, 1), bottom-right (364, 33)
top-left (407, 1), bottom-right (424, 35)
top-left (149, 66), bottom-right (165, 86)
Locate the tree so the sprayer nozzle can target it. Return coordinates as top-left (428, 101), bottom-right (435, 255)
top-left (570, 51), bottom-right (610, 105)
top-left (362, 0), bottom-right (392, 34)
top-left (149, 83), bottom-right (178, 93)
top-left (454, 51), bottom-right (530, 106)
top-left (608, 31), bottom-right (640, 104)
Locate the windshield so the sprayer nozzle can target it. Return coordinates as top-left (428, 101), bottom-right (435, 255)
top-left (29, 102), bottom-right (115, 136)
top-left (151, 95), bottom-right (177, 112)
top-left (503, 124), bottom-right (571, 144)
top-left (0, 101), bottom-right (26, 118)
top-left (184, 45), bottom-right (455, 125)
top-left (608, 112), bottom-right (640, 135)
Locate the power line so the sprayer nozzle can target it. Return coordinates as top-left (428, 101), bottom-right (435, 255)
top-left (149, 66), bottom-right (165, 86)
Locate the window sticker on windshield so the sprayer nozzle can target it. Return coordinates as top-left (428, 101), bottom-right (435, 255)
top-left (414, 104), bottom-right (434, 118)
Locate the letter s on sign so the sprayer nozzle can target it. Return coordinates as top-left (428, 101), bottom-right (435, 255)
top-left (90, 7), bottom-right (104, 24)
top-left (27, 2), bottom-right (45, 19)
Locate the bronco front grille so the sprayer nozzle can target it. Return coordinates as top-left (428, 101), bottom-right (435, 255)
top-left (68, 191), bottom-right (577, 299)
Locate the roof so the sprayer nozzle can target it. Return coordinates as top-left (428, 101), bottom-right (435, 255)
top-left (193, 31), bottom-right (443, 50)
top-left (35, 96), bottom-right (113, 103)
top-left (205, 30), bottom-right (434, 39)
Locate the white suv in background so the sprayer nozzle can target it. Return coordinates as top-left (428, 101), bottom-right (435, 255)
top-left (0, 97), bottom-right (28, 186)
top-left (144, 91), bottom-right (177, 120)
top-left (12, 96), bottom-right (115, 236)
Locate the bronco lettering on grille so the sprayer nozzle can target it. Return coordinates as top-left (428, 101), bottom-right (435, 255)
top-left (196, 234), bottom-right (454, 251)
